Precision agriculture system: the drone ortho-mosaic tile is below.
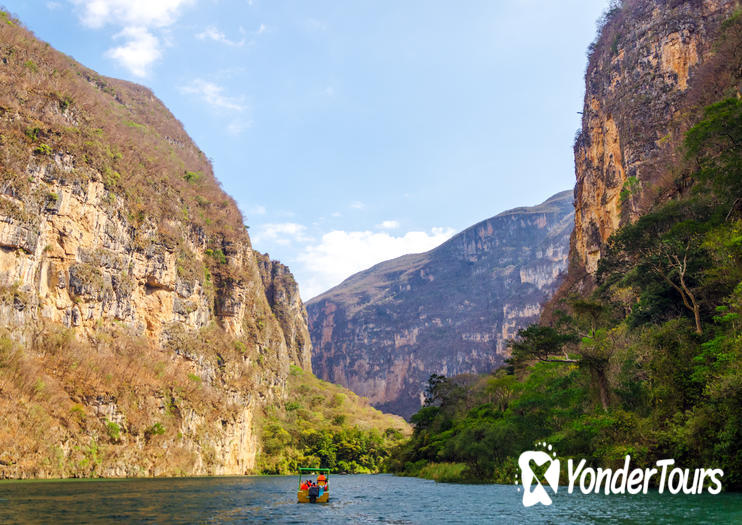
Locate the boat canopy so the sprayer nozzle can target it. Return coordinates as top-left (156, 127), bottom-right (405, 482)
top-left (299, 467), bottom-right (330, 473)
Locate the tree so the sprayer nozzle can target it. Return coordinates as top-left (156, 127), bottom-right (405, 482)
top-left (578, 328), bottom-right (618, 410)
top-left (570, 299), bottom-right (608, 336)
top-left (423, 374), bottom-right (449, 407)
top-left (507, 324), bottom-right (578, 364)
top-left (684, 97), bottom-right (742, 210)
top-left (567, 299), bottom-right (615, 409)
top-left (508, 300), bottom-right (620, 410)
top-left (599, 200), bottom-right (712, 334)
top-left (651, 239), bottom-right (703, 334)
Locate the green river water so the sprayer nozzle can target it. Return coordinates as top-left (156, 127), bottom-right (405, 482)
top-left (0, 474), bottom-right (740, 524)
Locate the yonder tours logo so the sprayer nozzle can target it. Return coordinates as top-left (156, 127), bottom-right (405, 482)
top-left (516, 442), bottom-right (725, 507)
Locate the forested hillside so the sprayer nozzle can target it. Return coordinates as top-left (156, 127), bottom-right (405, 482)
top-left (389, 1), bottom-right (742, 490)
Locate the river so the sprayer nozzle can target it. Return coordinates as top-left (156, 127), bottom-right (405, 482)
top-left (1, 474), bottom-right (741, 524)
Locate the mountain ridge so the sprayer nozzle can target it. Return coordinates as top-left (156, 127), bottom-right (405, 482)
top-left (308, 190), bottom-right (574, 417)
top-left (0, 11), bottom-right (410, 478)
top-left (310, 190), bottom-right (573, 306)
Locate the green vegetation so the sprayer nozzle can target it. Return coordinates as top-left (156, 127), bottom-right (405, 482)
top-left (205, 248), bottom-right (227, 264)
top-left (258, 365), bottom-right (409, 474)
top-left (183, 170), bottom-right (202, 183)
top-left (146, 422), bottom-right (166, 438)
top-left (416, 462), bottom-right (470, 483)
top-left (103, 167), bottom-right (121, 188)
top-left (57, 95), bottom-right (73, 111)
top-left (33, 143), bottom-right (51, 155)
top-left (24, 127), bottom-right (40, 141)
top-left (390, 96), bottom-right (742, 489)
top-left (618, 175), bottom-right (640, 204)
top-left (123, 119), bottom-right (146, 130)
top-left (105, 421), bottom-right (121, 442)
top-left (1, 10), bottom-right (16, 26)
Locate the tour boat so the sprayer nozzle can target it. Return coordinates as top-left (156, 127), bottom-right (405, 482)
top-left (297, 467), bottom-right (330, 503)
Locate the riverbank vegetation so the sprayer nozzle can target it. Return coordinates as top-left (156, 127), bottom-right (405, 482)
top-left (258, 365), bottom-right (410, 474)
top-left (389, 68), bottom-right (742, 488)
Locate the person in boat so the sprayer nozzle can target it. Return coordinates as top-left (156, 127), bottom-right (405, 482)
top-left (300, 479), bottom-right (310, 490)
top-left (317, 474), bottom-right (327, 489)
top-left (307, 481), bottom-right (321, 502)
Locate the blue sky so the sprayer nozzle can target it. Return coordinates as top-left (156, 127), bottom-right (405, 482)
top-left (7, 0), bottom-right (610, 299)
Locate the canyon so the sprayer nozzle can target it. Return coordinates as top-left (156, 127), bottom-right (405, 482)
top-left (0, 12), bottom-right (407, 478)
top-left (308, 191), bottom-right (574, 417)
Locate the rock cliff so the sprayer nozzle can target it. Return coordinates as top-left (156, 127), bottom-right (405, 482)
top-left (0, 13), bottom-right (309, 477)
top-left (307, 191), bottom-right (573, 417)
top-left (571, 0), bottom-right (738, 276)
top-left (254, 252), bottom-right (313, 371)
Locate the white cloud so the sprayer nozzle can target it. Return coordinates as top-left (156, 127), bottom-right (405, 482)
top-left (196, 23), bottom-right (266, 48)
top-left (350, 201), bottom-right (365, 210)
top-left (377, 220), bottom-right (399, 230)
top-left (196, 25), bottom-right (245, 47)
top-left (72, 0), bottom-right (193, 29)
top-left (71, 0), bottom-right (194, 76)
top-left (105, 27), bottom-right (161, 77)
top-left (46, 1), bottom-right (62, 9)
top-left (298, 227), bottom-right (455, 299)
top-left (180, 79), bottom-right (247, 111)
top-left (248, 205), bottom-right (267, 216)
top-left (252, 222), bottom-right (312, 246)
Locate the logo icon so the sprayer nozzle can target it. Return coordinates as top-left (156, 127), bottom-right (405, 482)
top-left (517, 442), bottom-right (560, 507)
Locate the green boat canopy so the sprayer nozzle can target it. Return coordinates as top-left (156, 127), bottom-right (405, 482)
top-left (298, 467), bottom-right (330, 489)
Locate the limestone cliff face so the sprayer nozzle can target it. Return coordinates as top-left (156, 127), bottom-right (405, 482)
top-left (254, 251), bottom-right (313, 371)
top-left (572, 0), bottom-right (738, 275)
top-left (0, 14), bottom-right (310, 477)
top-left (307, 191), bottom-right (573, 417)
top-left (1, 171), bottom-right (272, 346)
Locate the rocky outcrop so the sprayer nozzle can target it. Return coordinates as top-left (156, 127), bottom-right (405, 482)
top-left (572, 0), bottom-right (738, 275)
top-left (0, 12), bottom-right (311, 477)
top-left (307, 191), bottom-right (573, 417)
top-left (255, 251), bottom-right (313, 371)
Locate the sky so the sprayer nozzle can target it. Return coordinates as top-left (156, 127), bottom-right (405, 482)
top-left (6, 0), bottom-right (610, 300)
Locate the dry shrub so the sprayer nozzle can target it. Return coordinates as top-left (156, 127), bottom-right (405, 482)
top-left (0, 12), bottom-right (249, 282)
top-left (0, 317), bottom-right (264, 477)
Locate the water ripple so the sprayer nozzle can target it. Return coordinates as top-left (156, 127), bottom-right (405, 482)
top-left (0, 474), bottom-right (740, 524)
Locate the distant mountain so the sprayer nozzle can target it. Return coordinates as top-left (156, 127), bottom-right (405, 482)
top-left (307, 191), bottom-right (574, 417)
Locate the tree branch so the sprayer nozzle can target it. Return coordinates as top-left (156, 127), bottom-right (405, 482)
top-left (538, 357), bottom-right (578, 363)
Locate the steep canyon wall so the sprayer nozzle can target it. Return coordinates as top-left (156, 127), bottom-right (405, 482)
top-left (308, 192), bottom-right (574, 417)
